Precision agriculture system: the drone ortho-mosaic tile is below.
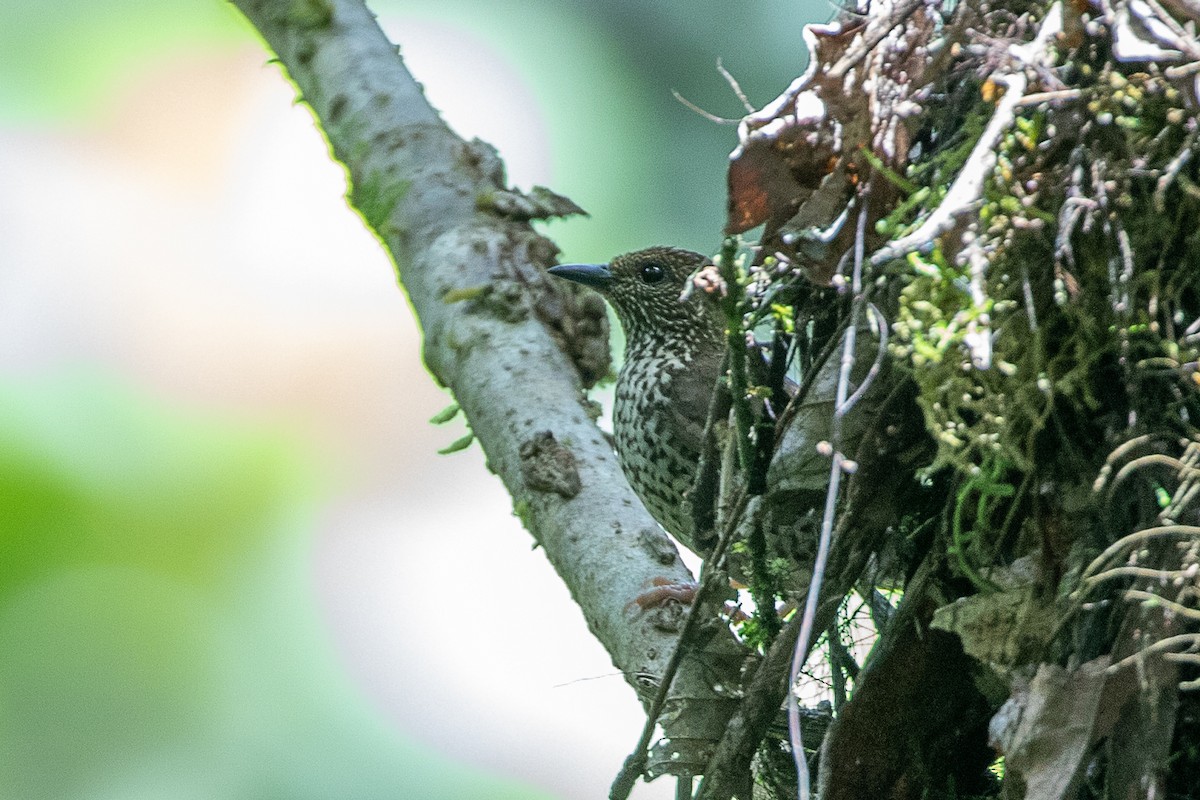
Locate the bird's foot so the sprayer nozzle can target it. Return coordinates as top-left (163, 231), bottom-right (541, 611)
top-left (629, 578), bottom-right (754, 628)
top-left (630, 577), bottom-right (698, 611)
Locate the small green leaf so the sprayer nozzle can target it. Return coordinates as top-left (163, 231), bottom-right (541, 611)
top-left (437, 433), bottom-right (474, 455)
top-left (512, 499), bottom-right (531, 528)
top-left (429, 403), bottom-right (460, 425)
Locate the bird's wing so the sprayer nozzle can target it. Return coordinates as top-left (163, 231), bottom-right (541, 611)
top-left (666, 351), bottom-right (724, 457)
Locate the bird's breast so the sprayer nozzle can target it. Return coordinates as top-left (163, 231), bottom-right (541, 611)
top-left (612, 344), bottom-right (716, 551)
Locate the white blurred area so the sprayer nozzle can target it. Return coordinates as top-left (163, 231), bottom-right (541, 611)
top-left (0, 19), bottom-right (673, 800)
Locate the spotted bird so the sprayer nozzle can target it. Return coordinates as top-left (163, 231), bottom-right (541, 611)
top-left (549, 247), bottom-right (725, 557)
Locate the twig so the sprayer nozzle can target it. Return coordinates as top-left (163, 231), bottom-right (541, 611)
top-left (1020, 263), bottom-right (1039, 332)
top-left (773, 321), bottom-right (847, 442)
top-left (1108, 633), bottom-right (1200, 690)
top-left (828, 622), bottom-right (849, 710)
top-left (1015, 88), bottom-right (1084, 106)
top-left (1165, 60), bottom-right (1200, 78)
top-left (717, 57), bottom-right (756, 113)
top-left (1106, 453), bottom-right (1194, 505)
top-left (836, 303), bottom-right (889, 415)
top-left (1122, 589), bottom-right (1200, 621)
top-left (1084, 565), bottom-right (1200, 584)
top-left (1155, 129), bottom-right (1198, 211)
top-left (716, 238), bottom-right (756, 475)
top-left (1140, 0), bottom-right (1200, 58)
top-left (790, 187), bottom-right (873, 800)
top-left (864, 585), bottom-right (898, 628)
top-left (1107, 632), bottom-right (1200, 673)
top-left (1056, 161), bottom-right (1095, 272)
top-left (1093, 433), bottom-right (1178, 492)
top-left (671, 90), bottom-right (741, 124)
top-left (671, 57), bottom-right (757, 125)
top-left (827, 0), bottom-right (926, 79)
top-left (1076, 524), bottom-right (1200, 588)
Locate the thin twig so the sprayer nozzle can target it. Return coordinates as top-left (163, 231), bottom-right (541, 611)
top-left (1021, 263), bottom-right (1039, 332)
top-left (717, 57), bottom-right (756, 113)
top-left (1093, 433), bottom-right (1176, 492)
top-left (790, 188), bottom-right (873, 800)
top-left (1121, 589), bottom-right (1200, 621)
top-left (1077, 524), bottom-right (1200, 588)
top-left (827, 0), bottom-right (925, 79)
top-left (1015, 88), bottom-right (1084, 106)
top-left (671, 90), bottom-right (742, 124)
top-left (836, 303), bottom-right (889, 415)
top-left (1107, 632), bottom-right (1200, 673)
top-left (828, 622), bottom-right (849, 710)
top-left (1084, 565), bottom-right (1200, 584)
top-left (1155, 129), bottom-right (1198, 211)
top-left (719, 238), bottom-right (756, 475)
top-left (1142, 0), bottom-right (1200, 57)
top-left (1107, 454), bottom-right (1193, 502)
top-left (1165, 60), bottom-right (1200, 79)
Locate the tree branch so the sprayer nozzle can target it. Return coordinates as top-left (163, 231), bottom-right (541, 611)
top-left (229, 0), bottom-right (738, 761)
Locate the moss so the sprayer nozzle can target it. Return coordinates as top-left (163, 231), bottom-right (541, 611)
top-left (352, 173), bottom-right (410, 232)
top-left (870, 34), bottom-right (1200, 594)
top-left (288, 0), bottom-right (333, 28)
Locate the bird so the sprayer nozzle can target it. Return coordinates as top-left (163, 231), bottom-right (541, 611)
top-left (548, 247), bottom-right (726, 558)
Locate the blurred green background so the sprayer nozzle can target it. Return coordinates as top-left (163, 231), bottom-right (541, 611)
top-left (0, 1), bottom-right (822, 798)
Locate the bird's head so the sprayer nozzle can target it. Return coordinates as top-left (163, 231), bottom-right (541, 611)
top-left (548, 247), bottom-right (721, 345)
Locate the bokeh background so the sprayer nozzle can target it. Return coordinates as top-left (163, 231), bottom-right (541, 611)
top-left (0, 1), bottom-right (825, 798)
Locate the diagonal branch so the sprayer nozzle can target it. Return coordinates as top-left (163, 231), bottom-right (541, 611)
top-left (229, 0), bottom-right (738, 754)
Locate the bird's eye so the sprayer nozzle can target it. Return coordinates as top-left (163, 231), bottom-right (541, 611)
top-left (639, 262), bottom-right (666, 284)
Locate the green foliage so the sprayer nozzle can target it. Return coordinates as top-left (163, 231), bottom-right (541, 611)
top-left (880, 43), bottom-right (1200, 595)
top-left (0, 0), bottom-right (246, 122)
top-left (437, 432), bottom-right (475, 455)
top-left (738, 616), bottom-right (775, 652)
top-left (289, 0), bottom-right (333, 28)
top-left (429, 402), bottom-right (461, 424)
top-left (353, 174), bottom-right (411, 233)
top-left (768, 302), bottom-right (795, 335)
top-left (512, 498), bottom-right (532, 530)
top-left (950, 461), bottom-right (1013, 592)
top-left (0, 373), bottom-right (550, 800)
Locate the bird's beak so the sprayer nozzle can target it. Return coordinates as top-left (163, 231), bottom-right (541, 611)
top-left (547, 263), bottom-right (613, 289)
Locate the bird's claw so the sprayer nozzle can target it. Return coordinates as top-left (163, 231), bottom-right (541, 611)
top-left (630, 577), bottom-right (699, 611)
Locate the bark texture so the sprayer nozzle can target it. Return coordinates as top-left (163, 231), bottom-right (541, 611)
top-left (229, 0), bottom-right (740, 747)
